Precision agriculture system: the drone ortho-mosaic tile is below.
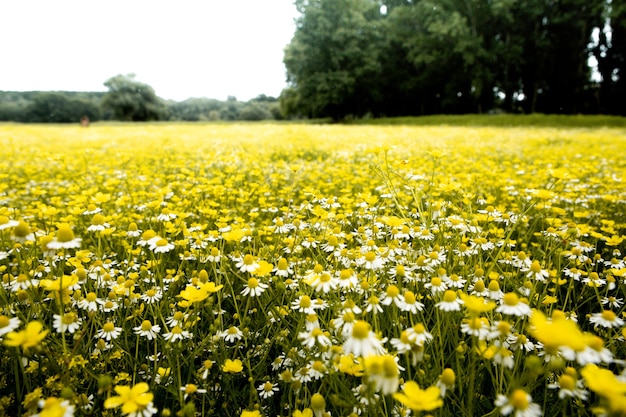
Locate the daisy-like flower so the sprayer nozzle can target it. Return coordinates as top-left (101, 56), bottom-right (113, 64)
top-left (342, 320), bottom-right (386, 357)
top-left (547, 367), bottom-right (589, 400)
top-left (180, 383), bottom-right (207, 400)
top-left (241, 277), bottom-right (269, 297)
top-left (221, 326), bottom-right (244, 343)
top-left (291, 295), bottom-right (318, 315)
top-left (522, 260), bottom-right (550, 282)
top-left (53, 312), bottom-right (82, 334)
top-left (77, 292), bottom-right (101, 312)
top-left (0, 216), bottom-right (19, 230)
top-left (405, 323), bottom-right (434, 346)
top-left (274, 257), bottom-right (293, 277)
top-left (461, 317), bottom-right (491, 339)
top-left (399, 290), bottom-right (424, 313)
top-left (337, 268), bottom-right (359, 290)
top-left (379, 284), bottom-right (403, 307)
top-left (364, 295), bottom-right (384, 314)
top-left (436, 290), bottom-right (463, 312)
top-left (257, 381), bottom-right (279, 399)
top-left (87, 213), bottom-right (110, 232)
top-left (163, 326), bottom-right (192, 342)
top-left (237, 254), bottom-right (259, 273)
top-left (487, 280), bottom-right (504, 300)
top-left (126, 222), bottom-right (142, 238)
top-left (140, 287), bottom-right (163, 304)
top-left (358, 251), bottom-right (385, 270)
top-left (0, 315), bottom-right (21, 337)
top-left (47, 224), bottom-right (81, 249)
top-left (425, 277), bottom-right (447, 294)
top-left (133, 320), bottom-right (161, 340)
top-left (97, 322), bottom-right (122, 341)
top-left (11, 220), bottom-right (36, 243)
top-left (436, 368), bottom-right (456, 398)
top-left (496, 293), bottom-right (532, 317)
top-left (150, 238), bottom-right (175, 253)
top-left (601, 296), bottom-right (624, 309)
top-left (206, 247), bottom-right (222, 263)
top-left (35, 397), bottom-right (75, 417)
top-left (589, 310), bottom-right (625, 329)
top-left (304, 272), bottom-right (337, 293)
top-left (363, 354), bottom-right (402, 395)
top-left (494, 389), bottom-right (542, 417)
top-left (299, 327), bottom-right (332, 349)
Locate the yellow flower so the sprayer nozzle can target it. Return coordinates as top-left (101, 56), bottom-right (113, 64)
top-left (528, 309), bottom-right (585, 352)
top-left (222, 359), bottom-right (243, 373)
top-left (393, 381), bottom-right (443, 412)
top-left (104, 382), bottom-right (154, 415)
top-left (4, 321), bottom-right (48, 351)
top-left (460, 293), bottom-right (496, 314)
top-left (582, 364), bottom-right (626, 413)
top-left (240, 410), bottom-right (262, 417)
top-left (178, 281), bottom-right (223, 305)
top-left (335, 354), bottom-right (364, 377)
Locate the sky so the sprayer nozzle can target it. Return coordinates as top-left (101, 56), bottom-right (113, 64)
top-left (0, 1), bottom-right (299, 101)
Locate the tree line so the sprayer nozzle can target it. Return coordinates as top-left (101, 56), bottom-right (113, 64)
top-left (282, 0), bottom-right (626, 120)
top-left (0, 75), bottom-right (283, 123)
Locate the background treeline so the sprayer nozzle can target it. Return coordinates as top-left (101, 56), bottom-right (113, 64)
top-left (0, 75), bottom-right (283, 123)
top-left (282, 0), bottom-right (626, 120)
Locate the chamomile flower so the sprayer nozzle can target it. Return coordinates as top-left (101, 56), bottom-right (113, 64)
top-left (257, 381), bottom-right (279, 399)
top-left (589, 310), bottom-right (625, 329)
top-left (241, 277), bottom-right (269, 297)
top-left (436, 290), bottom-right (463, 312)
top-left (298, 328), bottom-right (332, 349)
top-left (496, 293), bottom-right (531, 317)
top-left (0, 315), bottom-right (21, 337)
top-left (220, 326), bottom-right (244, 343)
top-left (494, 389), bottom-right (542, 417)
top-left (150, 238), bottom-right (175, 253)
top-left (163, 326), bottom-right (192, 342)
top-left (133, 320), bottom-right (161, 340)
top-left (48, 224), bottom-right (81, 249)
top-left (342, 320), bottom-right (386, 357)
top-left (522, 260), bottom-right (550, 282)
top-left (399, 290), bottom-right (424, 313)
top-left (53, 312), bottom-right (82, 334)
top-left (97, 322), bottom-right (122, 341)
top-left (237, 254), bottom-right (259, 273)
top-left (77, 292), bottom-right (100, 312)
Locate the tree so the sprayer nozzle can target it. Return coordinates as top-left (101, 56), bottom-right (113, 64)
top-left (102, 74), bottom-right (167, 121)
top-left (284, 0), bottom-right (383, 120)
top-left (24, 92), bottom-right (101, 123)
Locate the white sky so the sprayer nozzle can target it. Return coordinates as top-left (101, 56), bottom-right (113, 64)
top-left (0, 1), bottom-right (298, 101)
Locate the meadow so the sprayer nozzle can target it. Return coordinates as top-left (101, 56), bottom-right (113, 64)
top-left (0, 120), bottom-right (625, 417)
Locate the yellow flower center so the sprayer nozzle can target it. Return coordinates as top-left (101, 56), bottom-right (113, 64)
top-left (0, 315), bottom-right (10, 328)
top-left (530, 261), bottom-right (542, 273)
top-left (56, 225), bottom-right (75, 242)
top-left (103, 322), bottom-right (115, 332)
top-left (365, 251), bottom-right (376, 262)
top-left (431, 277), bottom-right (443, 287)
top-left (441, 368), bottom-right (456, 385)
top-left (404, 291), bottom-right (416, 304)
top-left (488, 280), bottom-right (500, 291)
top-left (313, 264), bottom-right (324, 273)
top-left (277, 258), bottom-right (289, 270)
top-left (320, 273), bottom-right (331, 283)
top-left (382, 356), bottom-right (398, 377)
top-left (558, 374), bottom-right (576, 391)
top-left (141, 320), bottom-right (153, 331)
top-left (352, 321), bottom-right (370, 339)
top-left (243, 254), bottom-right (255, 265)
top-left (509, 389), bottom-right (530, 410)
top-left (91, 213), bottom-right (105, 225)
top-left (299, 296), bottom-right (311, 308)
top-left (248, 277), bottom-right (259, 288)
top-left (442, 290), bottom-right (457, 303)
top-left (474, 280), bottom-right (486, 292)
top-left (13, 221), bottom-right (31, 238)
top-left (503, 293), bottom-right (519, 306)
top-left (386, 285), bottom-right (399, 298)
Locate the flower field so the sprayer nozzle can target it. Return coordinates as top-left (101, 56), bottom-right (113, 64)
top-left (0, 122), bottom-right (625, 417)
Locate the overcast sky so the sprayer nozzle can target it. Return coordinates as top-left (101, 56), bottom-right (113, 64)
top-left (0, 1), bottom-right (298, 101)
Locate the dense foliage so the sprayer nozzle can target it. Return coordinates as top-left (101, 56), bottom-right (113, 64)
top-left (283, 0), bottom-right (626, 119)
top-left (0, 122), bottom-right (625, 416)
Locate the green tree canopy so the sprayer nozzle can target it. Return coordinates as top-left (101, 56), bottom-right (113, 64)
top-left (102, 74), bottom-right (167, 121)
